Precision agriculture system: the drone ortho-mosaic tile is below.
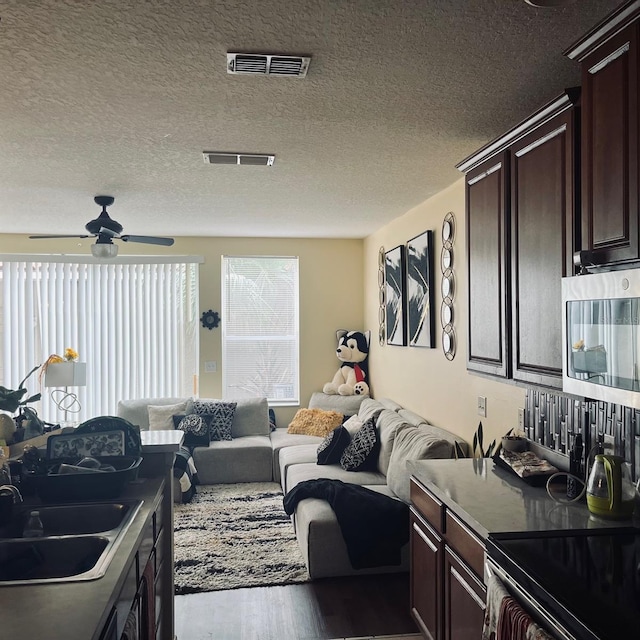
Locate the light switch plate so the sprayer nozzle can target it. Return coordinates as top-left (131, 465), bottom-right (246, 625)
top-left (204, 361), bottom-right (217, 373)
top-left (477, 396), bottom-right (487, 418)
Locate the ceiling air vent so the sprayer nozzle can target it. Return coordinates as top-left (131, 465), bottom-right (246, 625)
top-left (227, 53), bottom-right (310, 78)
top-left (203, 152), bottom-right (275, 166)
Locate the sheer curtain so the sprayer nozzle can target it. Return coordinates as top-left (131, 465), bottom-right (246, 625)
top-left (0, 255), bottom-right (200, 423)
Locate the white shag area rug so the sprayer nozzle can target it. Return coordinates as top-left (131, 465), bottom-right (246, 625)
top-left (174, 482), bottom-right (310, 594)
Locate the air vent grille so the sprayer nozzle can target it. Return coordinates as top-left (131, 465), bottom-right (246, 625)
top-left (227, 53), bottom-right (310, 78)
top-left (203, 152), bottom-right (275, 166)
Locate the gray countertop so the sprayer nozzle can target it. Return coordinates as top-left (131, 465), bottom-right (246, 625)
top-left (408, 458), bottom-right (639, 539)
top-left (0, 476), bottom-right (164, 640)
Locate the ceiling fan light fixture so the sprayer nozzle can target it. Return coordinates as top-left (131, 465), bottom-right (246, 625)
top-left (91, 242), bottom-right (118, 259)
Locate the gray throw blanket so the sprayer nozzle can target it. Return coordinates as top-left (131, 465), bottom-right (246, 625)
top-left (283, 478), bottom-right (409, 569)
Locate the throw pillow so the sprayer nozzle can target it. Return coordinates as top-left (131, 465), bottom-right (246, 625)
top-left (287, 408), bottom-right (344, 437)
top-left (317, 425), bottom-right (351, 465)
top-left (148, 401), bottom-right (189, 430)
top-left (193, 399), bottom-right (237, 441)
top-left (340, 417), bottom-right (380, 472)
top-left (342, 414), bottom-right (363, 436)
top-left (172, 414), bottom-right (210, 449)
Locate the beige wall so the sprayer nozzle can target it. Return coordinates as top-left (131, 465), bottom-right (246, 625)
top-left (0, 234), bottom-right (364, 426)
top-left (364, 178), bottom-right (525, 449)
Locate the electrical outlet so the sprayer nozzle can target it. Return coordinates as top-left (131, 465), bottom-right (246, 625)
top-left (603, 434), bottom-right (615, 454)
top-left (477, 396), bottom-right (487, 418)
top-left (518, 408), bottom-right (525, 433)
top-left (204, 360), bottom-right (217, 373)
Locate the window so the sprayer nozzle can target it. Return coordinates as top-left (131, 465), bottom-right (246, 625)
top-left (0, 255), bottom-right (200, 423)
top-left (222, 256), bottom-right (299, 405)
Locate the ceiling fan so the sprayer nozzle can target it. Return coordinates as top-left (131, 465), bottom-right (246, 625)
top-left (29, 195), bottom-right (175, 258)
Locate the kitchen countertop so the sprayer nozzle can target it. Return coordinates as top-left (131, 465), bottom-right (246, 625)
top-left (0, 476), bottom-right (164, 640)
top-left (408, 458), bottom-right (639, 539)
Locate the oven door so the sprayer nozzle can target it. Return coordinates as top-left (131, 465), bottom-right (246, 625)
top-left (484, 558), bottom-right (577, 640)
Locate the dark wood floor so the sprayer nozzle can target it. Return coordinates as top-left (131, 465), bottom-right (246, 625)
top-left (175, 572), bottom-right (419, 640)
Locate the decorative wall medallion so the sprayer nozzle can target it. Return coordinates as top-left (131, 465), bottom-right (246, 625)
top-left (200, 309), bottom-right (220, 330)
top-left (440, 212), bottom-right (456, 360)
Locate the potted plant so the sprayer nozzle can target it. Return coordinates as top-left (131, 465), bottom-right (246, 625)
top-left (0, 364), bottom-right (42, 442)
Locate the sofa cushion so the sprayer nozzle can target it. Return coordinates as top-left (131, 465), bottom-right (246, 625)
top-left (278, 444), bottom-right (320, 492)
top-left (377, 398), bottom-right (404, 412)
top-left (387, 425), bottom-right (454, 503)
top-left (270, 428), bottom-right (323, 485)
top-left (293, 484), bottom-right (410, 579)
top-left (192, 435), bottom-right (272, 484)
top-left (340, 418), bottom-right (379, 472)
top-left (342, 414), bottom-right (363, 436)
top-left (286, 461), bottom-right (386, 493)
top-left (287, 408), bottom-right (344, 437)
top-left (148, 400), bottom-right (189, 430)
top-left (317, 425), bottom-right (351, 466)
top-left (308, 391), bottom-right (365, 416)
top-left (172, 414), bottom-right (210, 448)
top-left (398, 408), bottom-right (430, 427)
top-left (118, 397), bottom-right (192, 430)
top-left (357, 398), bottom-right (388, 423)
top-left (376, 410), bottom-right (411, 476)
top-left (193, 399), bottom-right (236, 441)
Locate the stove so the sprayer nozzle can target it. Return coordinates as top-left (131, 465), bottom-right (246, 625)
top-left (487, 528), bottom-right (640, 640)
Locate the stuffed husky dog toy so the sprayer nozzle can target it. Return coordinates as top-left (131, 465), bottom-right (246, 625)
top-left (323, 329), bottom-right (370, 396)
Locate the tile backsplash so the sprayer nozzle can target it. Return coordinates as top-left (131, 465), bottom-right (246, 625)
top-left (524, 389), bottom-right (640, 482)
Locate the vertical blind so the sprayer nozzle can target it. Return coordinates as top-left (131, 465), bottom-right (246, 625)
top-left (0, 257), bottom-right (199, 423)
top-left (222, 255), bottom-right (299, 405)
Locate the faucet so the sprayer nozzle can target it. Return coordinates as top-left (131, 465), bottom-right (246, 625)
top-left (0, 485), bottom-right (23, 503)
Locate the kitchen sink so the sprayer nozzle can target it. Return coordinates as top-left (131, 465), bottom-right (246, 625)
top-left (0, 501), bottom-right (139, 538)
top-left (0, 499), bottom-right (142, 585)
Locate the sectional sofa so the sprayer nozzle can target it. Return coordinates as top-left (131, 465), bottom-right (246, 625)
top-left (116, 393), bottom-right (467, 579)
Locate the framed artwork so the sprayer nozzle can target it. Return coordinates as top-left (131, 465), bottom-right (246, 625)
top-left (407, 230), bottom-right (435, 348)
top-left (385, 245), bottom-right (407, 346)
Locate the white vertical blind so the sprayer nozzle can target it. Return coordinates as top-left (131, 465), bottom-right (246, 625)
top-left (221, 255), bottom-right (299, 405)
top-left (0, 258), bottom-right (199, 423)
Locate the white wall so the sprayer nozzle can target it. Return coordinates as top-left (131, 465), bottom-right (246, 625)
top-left (364, 178), bottom-right (526, 449)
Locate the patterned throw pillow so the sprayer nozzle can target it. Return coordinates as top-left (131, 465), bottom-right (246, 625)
top-left (317, 425), bottom-right (351, 465)
top-left (193, 400), bottom-right (237, 441)
top-left (340, 417), bottom-right (380, 472)
top-left (172, 414), bottom-right (210, 449)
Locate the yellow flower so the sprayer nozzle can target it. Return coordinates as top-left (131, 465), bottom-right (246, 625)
top-left (64, 348), bottom-right (79, 362)
top-left (572, 339), bottom-right (585, 351)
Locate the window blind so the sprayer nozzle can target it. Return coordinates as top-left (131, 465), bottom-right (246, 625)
top-left (0, 258), bottom-right (199, 423)
top-left (222, 256), bottom-right (299, 405)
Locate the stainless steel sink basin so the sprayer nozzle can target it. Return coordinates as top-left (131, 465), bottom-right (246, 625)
top-left (0, 501), bottom-right (138, 538)
top-left (0, 499), bottom-right (142, 585)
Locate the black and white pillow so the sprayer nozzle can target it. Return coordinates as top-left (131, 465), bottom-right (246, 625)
top-left (193, 400), bottom-right (237, 441)
top-left (340, 417), bottom-right (380, 472)
top-left (317, 425), bottom-right (351, 465)
top-left (172, 414), bottom-right (210, 449)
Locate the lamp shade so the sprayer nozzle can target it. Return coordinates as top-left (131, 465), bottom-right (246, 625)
top-left (44, 362), bottom-right (87, 387)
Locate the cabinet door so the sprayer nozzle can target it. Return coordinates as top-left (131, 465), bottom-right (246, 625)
top-left (510, 109), bottom-right (577, 388)
top-left (410, 510), bottom-right (442, 640)
top-left (443, 547), bottom-right (486, 640)
top-left (581, 23), bottom-right (640, 266)
top-left (466, 152), bottom-right (510, 377)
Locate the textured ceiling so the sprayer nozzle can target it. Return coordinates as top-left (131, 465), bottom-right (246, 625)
top-left (0, 0), bottom-right (622, 240)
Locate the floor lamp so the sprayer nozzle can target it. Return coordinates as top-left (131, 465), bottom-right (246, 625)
top-left (44, 362), bottom-right (87, 427)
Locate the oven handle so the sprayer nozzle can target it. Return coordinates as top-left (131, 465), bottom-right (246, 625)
top-left (485, 558), bottom-right (577, 640)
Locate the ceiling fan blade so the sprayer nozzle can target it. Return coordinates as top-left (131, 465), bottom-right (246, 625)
top-left (98, 227), bottom-right (119, 239)
top-left (29, 234), bottom-right (92, 239)
top-left (121, 235), bottom-right (175, 246)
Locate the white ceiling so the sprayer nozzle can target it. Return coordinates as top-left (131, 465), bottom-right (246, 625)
top-left (0, 0), bottom-right (622, 240)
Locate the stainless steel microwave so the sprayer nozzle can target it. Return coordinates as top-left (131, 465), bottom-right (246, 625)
top-left (562, 268), bottom-right (640, 408)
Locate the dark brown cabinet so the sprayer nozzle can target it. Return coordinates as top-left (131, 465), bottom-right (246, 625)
top-left (566, 3), bottom-right (640, 268)
top-left (457, 90), bottom-right (579, 389)
top-left (410, 510), bottom-right (442, 640)
top-left (410, 478), bottom-right (486, 640)
top-left (465, 152), bottom-right (510, 378)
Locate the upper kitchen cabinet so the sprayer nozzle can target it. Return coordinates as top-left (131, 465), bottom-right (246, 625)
top-left (457, 90), bottom-right (580, 389)
top-left (566, 1), bottom-right (640, 268)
